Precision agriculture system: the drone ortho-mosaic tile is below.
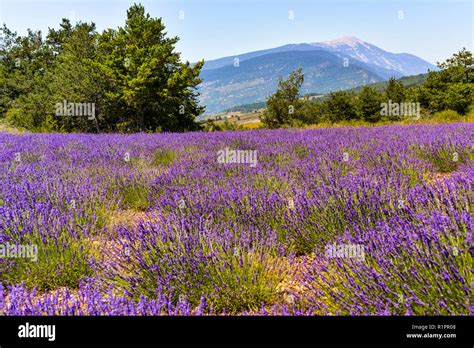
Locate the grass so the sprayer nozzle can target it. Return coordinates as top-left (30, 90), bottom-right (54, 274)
top-left (305, 112), bottom-right (474, 129)
top-left (242, 122), bottom-right (262, 129)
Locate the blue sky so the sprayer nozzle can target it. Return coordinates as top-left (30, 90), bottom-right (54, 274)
top-left (0, 0), bottom-right (472, 64)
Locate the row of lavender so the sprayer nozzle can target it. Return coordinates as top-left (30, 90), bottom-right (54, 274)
top-left (1, 123), bottom-right (472, 315)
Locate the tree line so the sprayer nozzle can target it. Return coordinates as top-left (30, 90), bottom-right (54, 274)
top-left (2, 4), bottom-right (472, 133)
top-left (0, 4), bottom-right (204, 133)
top-left (262, 49), bottom-right (474, 128)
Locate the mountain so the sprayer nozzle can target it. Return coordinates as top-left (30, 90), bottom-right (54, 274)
top-left (199, 50), bottom-right (382, 114)
top-left (198, 36), bottom-right (437, 114)
top-left (201, 43), bottom-right (322, 71)
top-left (310, 36), bottom-right (436, 78)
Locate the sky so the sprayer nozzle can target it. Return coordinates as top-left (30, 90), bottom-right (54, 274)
top-left (0, 0), bottom-right (472, 65)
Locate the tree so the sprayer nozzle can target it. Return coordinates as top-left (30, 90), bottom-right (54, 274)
top-left (444, 83), bottom-right (474, 114)
top-left (1, 24), bottom-right (57, 129)
top-left (437, 47), bottom-right (473, 84)
top-left (262, 68), bottom-right (304, 128)
top-left (45, 19), bottom-right (73, 57)
top-left (420, 48), bottom-right (474, 115)
top-left (0, 25), bottom-right (52, 120)
top-left (384, 77), bottom-right (405, 104)
top-left (1, 4), bottom-right (205, 132)
top-left (98, 4), bottom-right (204, 132)
top-left (298, 99), bottom-right (325, 125)
top-left (48, 22), bottom-right (108, 132)
top-left (323, 91), bottom-right (357, 122)
top-left (358, 86), bottom-right (382, 122)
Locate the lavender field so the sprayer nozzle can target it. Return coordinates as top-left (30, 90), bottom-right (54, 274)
top-left (0, 123), bottom-right (472, 316)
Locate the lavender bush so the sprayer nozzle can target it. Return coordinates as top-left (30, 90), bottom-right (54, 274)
top-left (0, 123), bottom-right (472, 315)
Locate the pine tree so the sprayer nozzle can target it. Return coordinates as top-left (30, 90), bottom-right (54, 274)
top-left (358, 86), bottom-right (381, 122)
top-left (262, 68), bottom-right (304, 128)
top-left (385, 77), bottom-right (405, 104)
top-left (98, 4), bottom-right (204, 132)
top-left (324, 91), bottom-right (357, 122)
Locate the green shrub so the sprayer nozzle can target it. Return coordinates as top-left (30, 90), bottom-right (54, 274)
top-left (0, 233), bottom-right (93, 291)
top-left (431, 110), bottom-right (463, 123)
top-left (115, 230), bottom-right (285, 314)
top-left (151, 148), bottom-right (177, 167)
top-left (121, 182), bottom-right (151, 210)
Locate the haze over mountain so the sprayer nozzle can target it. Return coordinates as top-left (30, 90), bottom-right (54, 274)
top-left (197, 36), bottom-right (437, 114)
